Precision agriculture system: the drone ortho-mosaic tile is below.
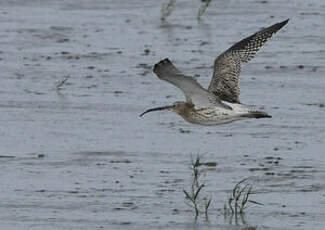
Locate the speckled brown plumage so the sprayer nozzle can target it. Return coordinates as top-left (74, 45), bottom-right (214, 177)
top-left (208, 19), bottom-right (289, 103)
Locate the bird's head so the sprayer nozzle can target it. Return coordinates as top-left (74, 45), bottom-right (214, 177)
top-left (140, 101), bottom-right (193, 117)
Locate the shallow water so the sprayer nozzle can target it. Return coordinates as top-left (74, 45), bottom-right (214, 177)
top-left (0, 0), bottom-right (324, 229)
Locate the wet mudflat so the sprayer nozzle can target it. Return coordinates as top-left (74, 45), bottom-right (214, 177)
top-left (0, 0), bottom-right (324, 229)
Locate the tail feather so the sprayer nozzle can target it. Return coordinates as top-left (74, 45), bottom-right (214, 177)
top-left (241, 111), bottom-right (272, 119)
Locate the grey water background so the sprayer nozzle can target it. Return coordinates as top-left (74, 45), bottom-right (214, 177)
top-left (0, 0), bottom-right (324, 229)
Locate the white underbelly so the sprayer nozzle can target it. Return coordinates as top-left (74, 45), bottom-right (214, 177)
top-left (222, 101), bottom-right (252, 114)
top-left (183, 102), bottom-right (253, 126)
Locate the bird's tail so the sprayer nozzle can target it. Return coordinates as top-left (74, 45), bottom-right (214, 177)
top-left (241, 111), bottom-right (272, 119)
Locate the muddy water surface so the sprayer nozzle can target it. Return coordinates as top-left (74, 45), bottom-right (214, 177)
top-left (0, 0), bottom-right (324, 229)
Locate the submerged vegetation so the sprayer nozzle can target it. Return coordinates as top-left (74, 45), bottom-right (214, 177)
top-left (183, 154), bottom-right (262, 226)
top-left (183, 155), bottom-right (212, 220)
top-left (224, 178), bottom-right (263, 217)
top-left (197, 0), bottom-right (212, 20)
top-left (161, 0), bottom-right (212, 21)
top-left (160, 0), bottom-right (176, 21)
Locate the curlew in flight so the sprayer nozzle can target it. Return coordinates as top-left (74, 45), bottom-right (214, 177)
top-left (140, 19), bottom-right (289, 125)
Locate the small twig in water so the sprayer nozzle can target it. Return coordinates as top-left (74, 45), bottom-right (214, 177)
top-left (56, 77), bottom-right (68, 90)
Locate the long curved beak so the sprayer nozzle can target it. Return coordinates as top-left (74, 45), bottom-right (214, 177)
top-left (139, 105), bottom-right (173, 117)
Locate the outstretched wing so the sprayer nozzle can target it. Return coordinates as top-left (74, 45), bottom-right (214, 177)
top-left (153, 58), bottom-right (229, 109)
top-left (208, 19), bottom-right (289, 103)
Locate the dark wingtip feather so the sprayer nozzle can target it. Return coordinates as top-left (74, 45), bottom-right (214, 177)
top-left (155, 58), bottom-right (171, 66)
top-left (282, 18), bottom-right (290, 24)
top-left (276, 18), bottom-right (289, 30)
top-left (259, 18), bottom-right (289, 36)
top-left (153, 58), bottom-right (173, 75)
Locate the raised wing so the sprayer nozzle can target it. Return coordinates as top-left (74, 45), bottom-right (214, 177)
top-left (153, 58), bottom-right (229, 109)
top-left (208, 19), bottom-right (289, 103)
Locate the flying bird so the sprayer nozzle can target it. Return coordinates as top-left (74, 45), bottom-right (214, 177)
top-left (140, 19), bottom-right (289, 125)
